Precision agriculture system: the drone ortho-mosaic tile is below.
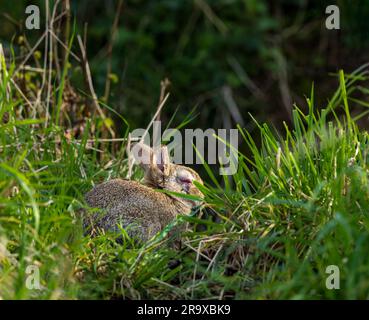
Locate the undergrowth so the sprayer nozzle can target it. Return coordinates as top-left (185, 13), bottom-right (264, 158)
top-left (2, 38), bottom-right (369, 299)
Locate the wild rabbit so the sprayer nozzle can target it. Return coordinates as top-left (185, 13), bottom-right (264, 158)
top-left (83, 143), bottom-right (203, 242)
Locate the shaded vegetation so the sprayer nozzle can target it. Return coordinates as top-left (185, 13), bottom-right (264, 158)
top-left (2, 1), bottom-right (369, 130)
top-left (2, 1), bottom-right (369, 300)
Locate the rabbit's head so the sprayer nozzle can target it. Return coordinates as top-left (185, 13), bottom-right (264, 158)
top-left (132, 143), bottom-right (203, 208)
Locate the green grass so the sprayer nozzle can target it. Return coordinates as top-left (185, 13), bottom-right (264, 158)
top-left (2, 43), bottom-right (369, 299)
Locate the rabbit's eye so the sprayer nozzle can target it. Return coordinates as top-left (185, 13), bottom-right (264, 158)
top-left (178, 177), bottom-right (192, 184)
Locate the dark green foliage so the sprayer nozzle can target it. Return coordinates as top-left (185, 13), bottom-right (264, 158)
top-left (3, 0), bottom-right (369, 300)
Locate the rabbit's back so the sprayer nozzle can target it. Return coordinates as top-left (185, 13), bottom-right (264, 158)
top-left (84, 179), bottom-right (182, 240)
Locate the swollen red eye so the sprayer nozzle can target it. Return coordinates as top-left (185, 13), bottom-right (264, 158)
top-left (179, 177), bottom-right (192, 184)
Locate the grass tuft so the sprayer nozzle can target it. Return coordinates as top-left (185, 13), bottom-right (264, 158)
top-left (2, 44), bottom-right (369, 299)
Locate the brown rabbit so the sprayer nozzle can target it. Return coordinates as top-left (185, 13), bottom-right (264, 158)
top-left (83, 143), bottom-right (203, 242)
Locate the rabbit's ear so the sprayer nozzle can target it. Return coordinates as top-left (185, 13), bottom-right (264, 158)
top-left (131, 142), bottom-right (156, 170)
top-left (155, 145), bottom-right (171, 175)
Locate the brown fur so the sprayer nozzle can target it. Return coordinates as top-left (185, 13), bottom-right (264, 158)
top-left (84, 144), bottom-right (203, 241)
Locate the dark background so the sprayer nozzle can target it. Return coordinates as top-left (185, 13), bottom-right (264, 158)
top-left (1, 0), bottom-right (369, 133)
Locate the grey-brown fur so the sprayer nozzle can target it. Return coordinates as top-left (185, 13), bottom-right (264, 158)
top-left (83, 144), bottom-right (203, 242)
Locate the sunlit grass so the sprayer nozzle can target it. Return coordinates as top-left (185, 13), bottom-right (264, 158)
top-left (2, 40), bottom-right (369, 299)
